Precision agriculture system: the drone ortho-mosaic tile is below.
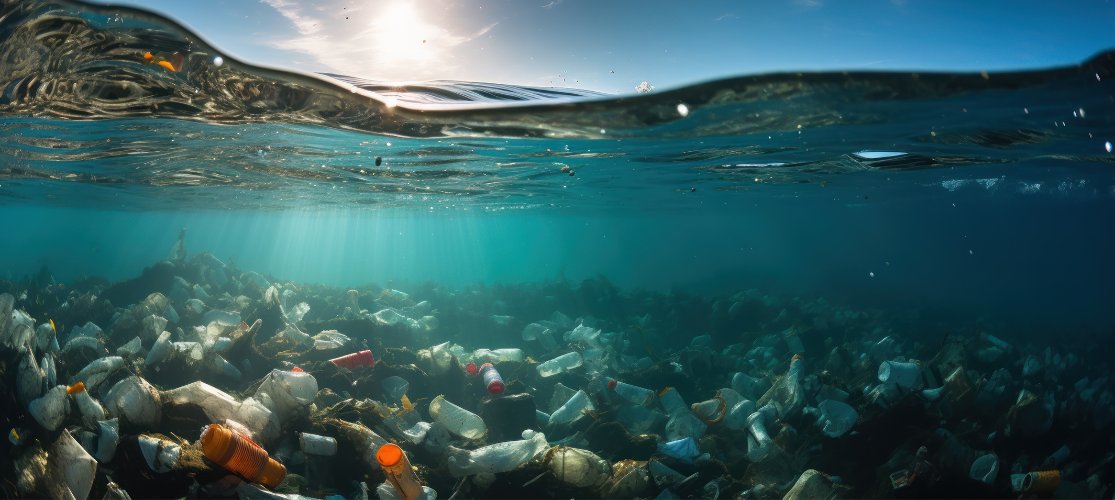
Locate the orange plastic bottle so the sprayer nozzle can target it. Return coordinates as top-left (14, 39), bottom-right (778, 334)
top-left (376, 443), bottom-right (423, 499)
top-left (200, 424), bottom-right (287, 489)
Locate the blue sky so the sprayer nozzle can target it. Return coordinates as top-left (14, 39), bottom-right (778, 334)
top-left (99, 0), bottom-right (1113, 94)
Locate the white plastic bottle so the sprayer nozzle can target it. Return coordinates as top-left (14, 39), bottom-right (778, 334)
top-left (429, 395), bottom-right (486, 439)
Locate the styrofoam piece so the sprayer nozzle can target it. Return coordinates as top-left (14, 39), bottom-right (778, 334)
top-left (447, 430), bottom-right (549, 477)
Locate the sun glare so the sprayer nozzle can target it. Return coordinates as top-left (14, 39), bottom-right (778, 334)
top-left (368, 3), bottom-right (437, 65)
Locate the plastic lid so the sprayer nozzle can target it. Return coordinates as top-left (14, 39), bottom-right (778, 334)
top-left (376, 443), bottom-right (403, 467)
top-left (465, 363), bottom-right (478, 375)
top-left (607, 379), bottom-right (618, 390)
top-left (488, 381), bottom-right (505, 396)
top-left (292, 367), bottom-right (304, 372)
top-left (66, 382), bottom-right (86, 395)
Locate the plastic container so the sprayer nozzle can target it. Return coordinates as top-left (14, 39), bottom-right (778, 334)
top-left (139, 435), bottom-right (180, 473)
top-left (429, 395), bottom-right (487, 439)
top-left (537, 352), bottom-right (583, 378)
top-left (446, 429), bottom-right (550, 477)
top-left (813, 400), bottom-right (858, 438)
top-left (376, 482), bottom-right (437, 500)
top-left (104, 376), bottom-right (162, 429)
top-left (330, 350), bottom-right (375, 369)
top-left (465, 363), bottom-right (479, 375)
top-left (68, 382), bottom-right (106, 424)
top-left (479, 363), bottom-right (505, 396)
top-left (382, 376), bottom-right (410, 402)
top-left (256, 369), bottom-right (318, 423)
top-left (549, 390), bottom-right (595, 427)
top-left (969, 454), bottom-right (999, 485)
top-left (1022, 470), bottom-right (1061, 497)
top-left (377, 443), bottom-right (424, 499)
top-left (200, 424), bottom-right (287, 489)
top-left (72, 356), bottom-right (125, 390)
top-left (163, 381), bottom-right (280, 444)
top-left (29, 385), bottom-right (69, 431)
top-left (608, 380), bottom-right (655, 406)
top-left (211, 355), bottom-right (242, 380)
top-left (745, 402), bottom-right (782, 462)
top-left (299, 433), bottom-right (338, 456)
top-left (657, 437), bottom-right (700, 463)
top-left (549, 447), bottom-right (610, 488)
top-left (878, 360), bottom-right (924, 390)
top-left (659, 388), bottom-right (708, 442)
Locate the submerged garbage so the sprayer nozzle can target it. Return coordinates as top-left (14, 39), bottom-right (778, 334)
top-left (0, 232), bottom-right (1112, 499)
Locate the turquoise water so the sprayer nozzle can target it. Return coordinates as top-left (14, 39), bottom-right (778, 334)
top-left (2, 0), bottom-right (1115, 498)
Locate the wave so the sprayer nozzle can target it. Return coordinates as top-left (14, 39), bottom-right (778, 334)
top-left (0, 0), bottom-right (1113, 141)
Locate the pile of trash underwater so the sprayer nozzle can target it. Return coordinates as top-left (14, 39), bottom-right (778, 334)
top-left (1, 230), bottom-right (1113, 500)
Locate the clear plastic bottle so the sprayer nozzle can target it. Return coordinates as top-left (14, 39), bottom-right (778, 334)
top-left (756, 354), bottom-right (806, 418)
top-left (446, 430), bottom-right (549, 477)
top-left (29, 385), bottom-right (69, 431)
top-left (549, 390), bottom-right (595, 427)
top-left (659, 388), bottom-right (707, 442)
top-left (537, 352), bottom-right (583, 378)
top-left (68, 382), bottom-right (106, 425)
top-left (429, 395), bottom-right (487, 439)
top-left (607, 379), bottom-right (656, 406)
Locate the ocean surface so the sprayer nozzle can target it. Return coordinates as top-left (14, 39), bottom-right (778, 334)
top-left (1, 0), bottom-right (1115, 499)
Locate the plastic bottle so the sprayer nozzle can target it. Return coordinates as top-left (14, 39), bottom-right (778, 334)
top-left (330, 350), bottom-right (375, 369)
top-left (549, 390), bottom-right (595, 427)
top-left (479, 363), bottom-right (505, 396)
top-left (1022, 470), bottom-right (1060, 497)
top-left (429, 395), bottom-right (487, 439)
top-left (200, 423), bottom-right (287, 489)
top-left (878, 360), bottom-right (924, 390)
top-left (745, 402), bottom-right (782, 462)
top-left (446, 429), bottom-right (549, 477)
top-left (299, 433), bottom-right (337, 456)
top-left (659, 388), bottom-right (707, 442)
top-left (72, 356), bottom-right (125, 390)
top-left (67, 382), bottom-right (106, 424)
top-left (256, 369), bottom-right (318, 423)
top-left (607, 379), bottom-right (655, 406)
top-left (757, 354), bottom-right (807, 418)
top-left (377, 443), bottom-right (423, 499)
top-left (809, 400), bottom-right (858, 438)
top-left (537, 352), bottom-right (583, 378)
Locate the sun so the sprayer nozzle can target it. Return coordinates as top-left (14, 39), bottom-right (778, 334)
top-left (365, 3), bottom-right (438, 66)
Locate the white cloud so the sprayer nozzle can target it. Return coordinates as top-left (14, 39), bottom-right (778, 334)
top-left (714, 13), bottom-right (738, 21)
top-left (542, 0), bottom-right (563, 8)
top-left (259, 0), bottom-right (496, 81)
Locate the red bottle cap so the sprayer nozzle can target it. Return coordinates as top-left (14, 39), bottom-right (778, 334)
top-left (465, 363), bottom-right (478, 375)
top-left (292, 367), bottom-right (304, 372)
top-left (607, 379), bottom-right (618, 390)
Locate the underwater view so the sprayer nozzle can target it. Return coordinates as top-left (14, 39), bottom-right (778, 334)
top-left (1, 0), bottom-right (1114, 498)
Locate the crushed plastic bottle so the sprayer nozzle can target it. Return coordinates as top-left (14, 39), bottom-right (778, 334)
top-left (549, 389), bottom-right (595, 427)
top-left (446, 429), bottom-right (549, 477)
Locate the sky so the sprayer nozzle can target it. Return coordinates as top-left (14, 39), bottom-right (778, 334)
top-left (90, 0), bottom-right (1115, 94)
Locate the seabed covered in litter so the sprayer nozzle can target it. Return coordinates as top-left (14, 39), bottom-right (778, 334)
top-left (1, 232), bottom-right (1112, 500)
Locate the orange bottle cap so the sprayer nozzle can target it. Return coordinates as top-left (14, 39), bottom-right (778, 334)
top-left (376, 443), bottom-right (403, 467)
top-left (66, 382), bottom-right (86, 395)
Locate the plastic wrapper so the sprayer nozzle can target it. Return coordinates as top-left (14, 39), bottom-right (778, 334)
top-left (446, 430), bottom-right (549, 477)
